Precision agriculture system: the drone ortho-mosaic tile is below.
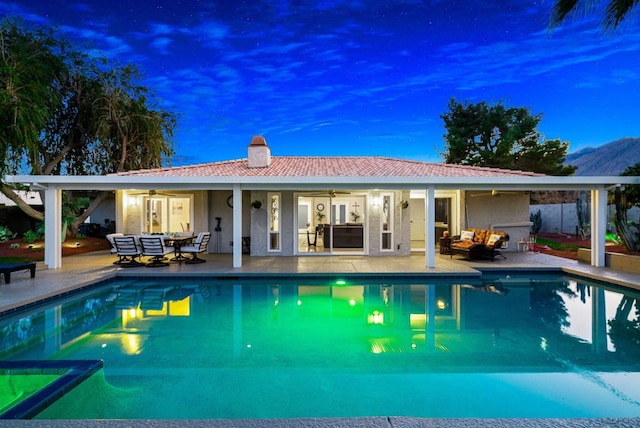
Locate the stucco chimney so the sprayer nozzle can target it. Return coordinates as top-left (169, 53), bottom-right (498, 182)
top-left (247, 135), bottom-right (271, 168)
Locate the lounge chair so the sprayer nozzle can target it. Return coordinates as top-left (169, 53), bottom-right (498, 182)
top-left (180, 232), bottom-right (211, 264)
top-left (139, 236), bottom-right (175, 267)
top-left (0, 262), bottom-right (36, 284)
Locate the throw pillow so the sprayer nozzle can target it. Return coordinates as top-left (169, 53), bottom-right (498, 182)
top-left (460, 230), bottom-right (475, 241)
top-left (487, 234), bottom-right (503, 247)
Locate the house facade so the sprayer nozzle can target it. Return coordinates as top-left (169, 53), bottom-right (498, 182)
top-left (114, 137), bottom-right (535, 260)
top-left (6, 136), bottom-right (638, 269)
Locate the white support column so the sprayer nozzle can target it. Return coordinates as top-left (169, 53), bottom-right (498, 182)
top-left (425, 185), bottom-right (435, 268)
top-left (232, 184), bottom-right (243, 268)
top-left (44, 186), bottom-right (62, 269)
top-left (591, 186), bottom-right (607, 267)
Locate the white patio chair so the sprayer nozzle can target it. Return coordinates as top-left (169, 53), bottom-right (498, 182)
top-left (113, 236), bottom-right (144, 267)
top-left (181, 232), bottom-right (211, 264)
top-left (106, 233), bottom-right (124, 264)
top-left (139, 236), bottom-right (175, 267)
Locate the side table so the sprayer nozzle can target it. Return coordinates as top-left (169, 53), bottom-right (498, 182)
top-left (439, 237), bottom-right (452, 258)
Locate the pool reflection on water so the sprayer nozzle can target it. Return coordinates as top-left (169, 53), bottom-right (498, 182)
top-left (1, 274), bottom-right (640, 419)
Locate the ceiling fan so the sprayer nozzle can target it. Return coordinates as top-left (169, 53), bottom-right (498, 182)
top-left (308, 190), bottom-right (351, 197)
top-left (469, 190), bottom-right (522, 197)
top-left (130, 189), bottom-right (175, 197)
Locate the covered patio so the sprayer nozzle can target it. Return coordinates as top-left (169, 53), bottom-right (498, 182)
top-left (5, 137), bottom-right (639, 272)
top-left (6, 174), bottom-right (637, 272)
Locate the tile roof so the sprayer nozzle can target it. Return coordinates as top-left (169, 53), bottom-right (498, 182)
top-left (113, 156), bottom-right (544, 178)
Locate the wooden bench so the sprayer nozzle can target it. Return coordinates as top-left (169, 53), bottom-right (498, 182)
top-left (0, 262), bottom-right (37, 284)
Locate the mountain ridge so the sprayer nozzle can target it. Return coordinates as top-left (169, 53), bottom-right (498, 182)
top-left (565, 137), bottom-right (640, 176)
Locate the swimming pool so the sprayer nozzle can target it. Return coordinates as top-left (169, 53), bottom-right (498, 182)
top-left (1, 274), bottom-right (640, 419)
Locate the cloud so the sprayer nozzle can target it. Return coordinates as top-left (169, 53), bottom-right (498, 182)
top-left (0, 1), bottom-right (49, 24)
top-left (150, 37), bottom-right (172, 54)
top-left (149, 22), bottom-right (174, 36)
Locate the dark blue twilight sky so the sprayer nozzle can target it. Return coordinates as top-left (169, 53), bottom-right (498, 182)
top-left (3, 1), bottom-right (639, 166)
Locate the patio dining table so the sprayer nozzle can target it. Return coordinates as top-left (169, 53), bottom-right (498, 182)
top-left (164, 235), bottom-right (195, 263)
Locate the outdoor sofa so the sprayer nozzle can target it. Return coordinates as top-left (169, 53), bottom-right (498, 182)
top-left (451, 228), bottom-right (509, 261)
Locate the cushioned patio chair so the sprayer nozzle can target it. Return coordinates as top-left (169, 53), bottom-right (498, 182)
top-left (181, 232), bottom-right (211, 264)
top-left (139, 236), bottom-right (175, 267)
top-left (106, 233), bottom-right (124, 264)
top-left (113, 236), bottom-right (144, 267)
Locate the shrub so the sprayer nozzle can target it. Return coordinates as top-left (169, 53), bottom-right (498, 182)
top-left (23, 230), bottom-right (40, 244)
top-left (0, 226), bottom-right (17, 242)
top-left (35, 222), bottom-right (45, 237)
top-left (530, 209), bottom-right (542, 234)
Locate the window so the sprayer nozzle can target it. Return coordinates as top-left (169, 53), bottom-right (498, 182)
top-left (331, 203), bottom-right (347, 224)
top-left (268, 192), bottom-right (281, 251)
top-left (142, 194), bottom-right (193, 234)
top-left (380, 193), bottom-right (393, 251)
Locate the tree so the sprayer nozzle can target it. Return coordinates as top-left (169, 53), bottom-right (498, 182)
top-left (549, 0), bottom-right (639, 32)
top-left (441, 98), bottom-right (576, 175)
top-left (0, 20), bottom-right (66, 219)
top-left (0, 19), bottom-right (177, 236)
top-left (612, 163), bottom-right (640, 252)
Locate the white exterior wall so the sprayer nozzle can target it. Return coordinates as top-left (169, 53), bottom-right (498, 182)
top-left (206, 190), bottom-right (248, 254)
top-left (464, 191), bottom-right (532, 250)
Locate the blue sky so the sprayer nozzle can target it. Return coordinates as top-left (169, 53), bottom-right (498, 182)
top-left (3, 1), bottom-right (639, 166)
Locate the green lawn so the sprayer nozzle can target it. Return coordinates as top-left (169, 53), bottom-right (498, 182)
top-left (535, 237), bottom-right (585, 251)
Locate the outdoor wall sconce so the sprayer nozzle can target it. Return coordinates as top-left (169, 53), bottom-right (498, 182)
top-left (372, 196), bottom-right (380, 207)
top-left (400, 200), bottom-right (409, 209)
top-left (251, 200), bottom-right (263, 209)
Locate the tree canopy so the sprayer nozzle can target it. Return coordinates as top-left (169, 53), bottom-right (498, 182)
top-left (621, 163), bottom-right (640, 207)
top-left (440, 98), bottom-right (576, 176)
top-left (549, 0), bottom-right (639, 32)
top-left (0, 19), bottom-right (177, 232)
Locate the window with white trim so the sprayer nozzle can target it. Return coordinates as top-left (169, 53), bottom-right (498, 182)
top-left (380, 193), bottom-right (393, 251)
top-left (268, 192), bottom-right (281, 251)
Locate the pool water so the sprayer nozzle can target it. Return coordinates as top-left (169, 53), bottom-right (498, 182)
top-left (1, 274), bottom-right (640, 419)
top-left (0, 374), bottom-right (60, 415)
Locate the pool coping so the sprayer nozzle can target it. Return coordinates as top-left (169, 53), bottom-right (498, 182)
top-left (0, 360), bottom-right (103, 420)
top-left (1, 416), bottom-right (639, 427)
